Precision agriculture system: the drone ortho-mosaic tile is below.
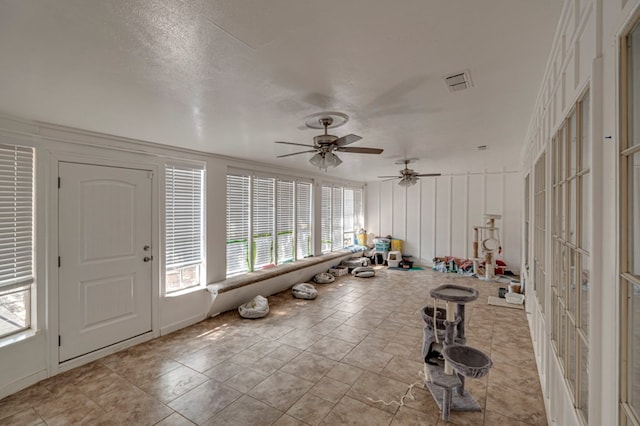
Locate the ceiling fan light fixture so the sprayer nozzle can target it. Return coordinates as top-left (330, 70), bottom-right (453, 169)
top-left (325, 151), bottom-right (343, 167)
top-left (398, 176), bottom-right (417, 187)
top-left (309, 152), bottom-right (324, 168)
top-left (309, 151), bottom-right (342, 171)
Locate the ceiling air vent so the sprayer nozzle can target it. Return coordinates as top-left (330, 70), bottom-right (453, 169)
top-left (444, 70), bottom-right (473, 92)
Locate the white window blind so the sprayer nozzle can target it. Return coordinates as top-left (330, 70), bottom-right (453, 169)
top-left (165, 164), bottom-right (204, 292)
top-left (320, 185), bottom-right (363, 253)
top-left (226, 173), bottom-right (313, 275)
top-left (0, 144), bottom-right (34, 290)
top-left (253, 176), bottom-right (275, 269)
top-left (226, 174), bottom-right (250, 276)
top-left (354, 189), bottom-right (363, 232)
top-left (344, 189), bottom-right (354, 245)
top-left (296, 182), bottom-right (312, 259)
top-left (321, 186), bottom-right (332, 253)
top-left (332, 187), bottom-right (344, 250)
top-left (277, 180), bottom-right (294, 264)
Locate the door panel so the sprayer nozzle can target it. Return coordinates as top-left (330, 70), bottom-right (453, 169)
top-left (59, 162), bottom-right (152, 362)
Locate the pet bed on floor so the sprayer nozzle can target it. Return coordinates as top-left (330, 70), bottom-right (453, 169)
top-left (238, 295), bottom-right (269, 319)
top-left (292, 283), bottom-right (318, 300)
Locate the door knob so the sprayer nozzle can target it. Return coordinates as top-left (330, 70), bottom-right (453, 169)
top-left (143, 245), bottom-right (150, 251)
top-left (143, 256), bottom-right (153, 262)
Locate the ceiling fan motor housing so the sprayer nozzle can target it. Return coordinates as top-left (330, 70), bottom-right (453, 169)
top-left (402, 168), bottom-right (416, 176)
top-left (314, 134), bottom-right (338, 147)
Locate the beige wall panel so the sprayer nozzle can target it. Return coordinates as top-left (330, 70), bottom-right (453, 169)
top-left (435, 176), bottom-right (451, 257)
top-left (392, 184), bottom-right (407, 241)
top-left (405, 182), bottom-right (422, 259)
top-left (451, 175), bottom-right (468, 258)
top-left (379, 180), bottom-right (393, 237)
top-left (366, 181), bottom-right (381, 237)
top-left (420, 178), bottom-right (437, 264)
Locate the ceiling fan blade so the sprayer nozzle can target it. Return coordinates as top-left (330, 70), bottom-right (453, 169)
top-left (333, 134), bottom-right (362, 147)
top-left (415, 173), bottom-right (442, 177)
top-left (275, 141), bottom-right (315, 148)
top-left (277, 150), bottom-right (317, 158)
top-left (382, 177), bottom-right (399, 182)
top-left (337, 147), bottom-right (384, 154)
top-left (377, 175), bottom-right (400, 178)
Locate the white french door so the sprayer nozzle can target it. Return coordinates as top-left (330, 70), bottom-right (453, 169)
top-left (58, 162), bottom-right (152, 362)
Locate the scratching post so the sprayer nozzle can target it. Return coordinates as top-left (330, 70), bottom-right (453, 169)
top-left (422, 284), bottom-right (493, 421)
top-left (472, 214), bottom-right (502, 280)
top-left (444, 301), bottom-right (455, 375)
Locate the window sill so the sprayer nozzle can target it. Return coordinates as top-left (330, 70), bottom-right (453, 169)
top-left (0, 328), bottom-right (38, 349)
top-left (164, 285), bottom-right (207, 299)
top-left (210, 250), bottom-right (360, 295)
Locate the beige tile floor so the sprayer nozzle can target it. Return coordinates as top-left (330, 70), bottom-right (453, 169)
top-left (0, 268), bottom-right (547, 425)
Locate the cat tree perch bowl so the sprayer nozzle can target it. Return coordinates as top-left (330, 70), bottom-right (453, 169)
top-left (429, 284), bottom-right (479, 304)
top-left (442, 345), bottom-right (493, 379)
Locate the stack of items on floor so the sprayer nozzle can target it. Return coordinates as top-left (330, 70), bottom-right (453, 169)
top-left (432, 256), bottom-right (507, 276)
top-left (365, 235), bottom-right (406, 266)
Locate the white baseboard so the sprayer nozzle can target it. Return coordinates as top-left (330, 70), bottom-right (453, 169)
top-left (160, 313), bottom-right (208, 336)
top-left (0, 369), bottom-right (48, 400)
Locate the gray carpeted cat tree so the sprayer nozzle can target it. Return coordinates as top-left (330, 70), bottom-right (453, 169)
top-left (422, 284), bottom-right (493, 422)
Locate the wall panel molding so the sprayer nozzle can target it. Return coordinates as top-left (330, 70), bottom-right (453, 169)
top-left (366, 170), bottom-right (521, 271)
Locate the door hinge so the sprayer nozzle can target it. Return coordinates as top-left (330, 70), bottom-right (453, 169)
top-left (58, 335), bottom-right (61, 347)
top-left (58, 177), bottom-right (61, 188)
top-left (58, 256), bottom-right (61, 268)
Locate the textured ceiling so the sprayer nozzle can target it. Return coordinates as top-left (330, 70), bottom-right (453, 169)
top-left (0, 0), bottom-right (562, 181)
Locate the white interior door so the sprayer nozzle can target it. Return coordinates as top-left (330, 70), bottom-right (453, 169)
top-left (58, 162), bottom-right (152, 362)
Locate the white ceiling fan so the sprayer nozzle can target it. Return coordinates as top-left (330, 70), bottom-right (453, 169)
top-left (275, 112), bottom-right (383, 170)
top-left (378, 158), bottom-right (441, 186)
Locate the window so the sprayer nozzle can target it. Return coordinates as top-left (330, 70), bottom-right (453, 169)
top-left (277, 180), bottom-right (294, 264)
top-left (0, 144), bottom-right (34, 338)
top-left (332, 187), bottom-right (343, 249)
top-left (321, 185), bottom-right (364, 253)
top-left (253, 176), bottom-right (275, 269)
top-left (524, 174), bottom-right (530, 273)
top-left (321, 186), bottom-right (332, 253)
top-left (226, 174), bottom-right (250, 276)
top-left (344, 189), bottom-right (355, 246)
top-left (165, 163), bottom-right (205, 293)
top-left (534, 153), bottom-right (546, 314)
top-left (296, 182), bottom-right (312, 259)
top-left (621, 19), bottom-right (640, 425)
top-left (550, 91), bottom-right (590, 422)
top-left (226, 172), bottom-right (313, 277)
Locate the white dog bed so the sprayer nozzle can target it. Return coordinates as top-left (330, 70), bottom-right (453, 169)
top-left (292, 283), bottom-right (318, 300)
top-left (352, 266), bottom-right (375, 278)
top-left (238, 295), bottom-right (270, 319)
top-left (313, 272), bottom-right (335, 284)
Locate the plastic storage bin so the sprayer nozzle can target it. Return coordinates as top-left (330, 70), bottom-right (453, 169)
top-left (375, 241), bottom-right (390, 251)
top-left (505, 292), bottom-right (525, 304)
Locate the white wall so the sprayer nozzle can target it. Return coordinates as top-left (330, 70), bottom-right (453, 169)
top-left (365, 170), bottom-right (522, 273)
top-left (521, 0), bottom-right (640, 424)
top-left (0, 114), bottom-right (364, 399)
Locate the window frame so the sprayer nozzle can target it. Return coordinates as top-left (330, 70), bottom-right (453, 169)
top-left (164, 162), bottom-right (206, 295)
top-left (225, 170), bottom-right (314, 277)
top-left (0, 143), bottom-right (34, 339)
top-left (550, 90), bottom-right (591, 423)
top-left (320, 184), bottom-right (364, 254)
top-left (533, 152), bottom-right (546, 317)
top-left (620, 16), bottom-right (640, 425)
